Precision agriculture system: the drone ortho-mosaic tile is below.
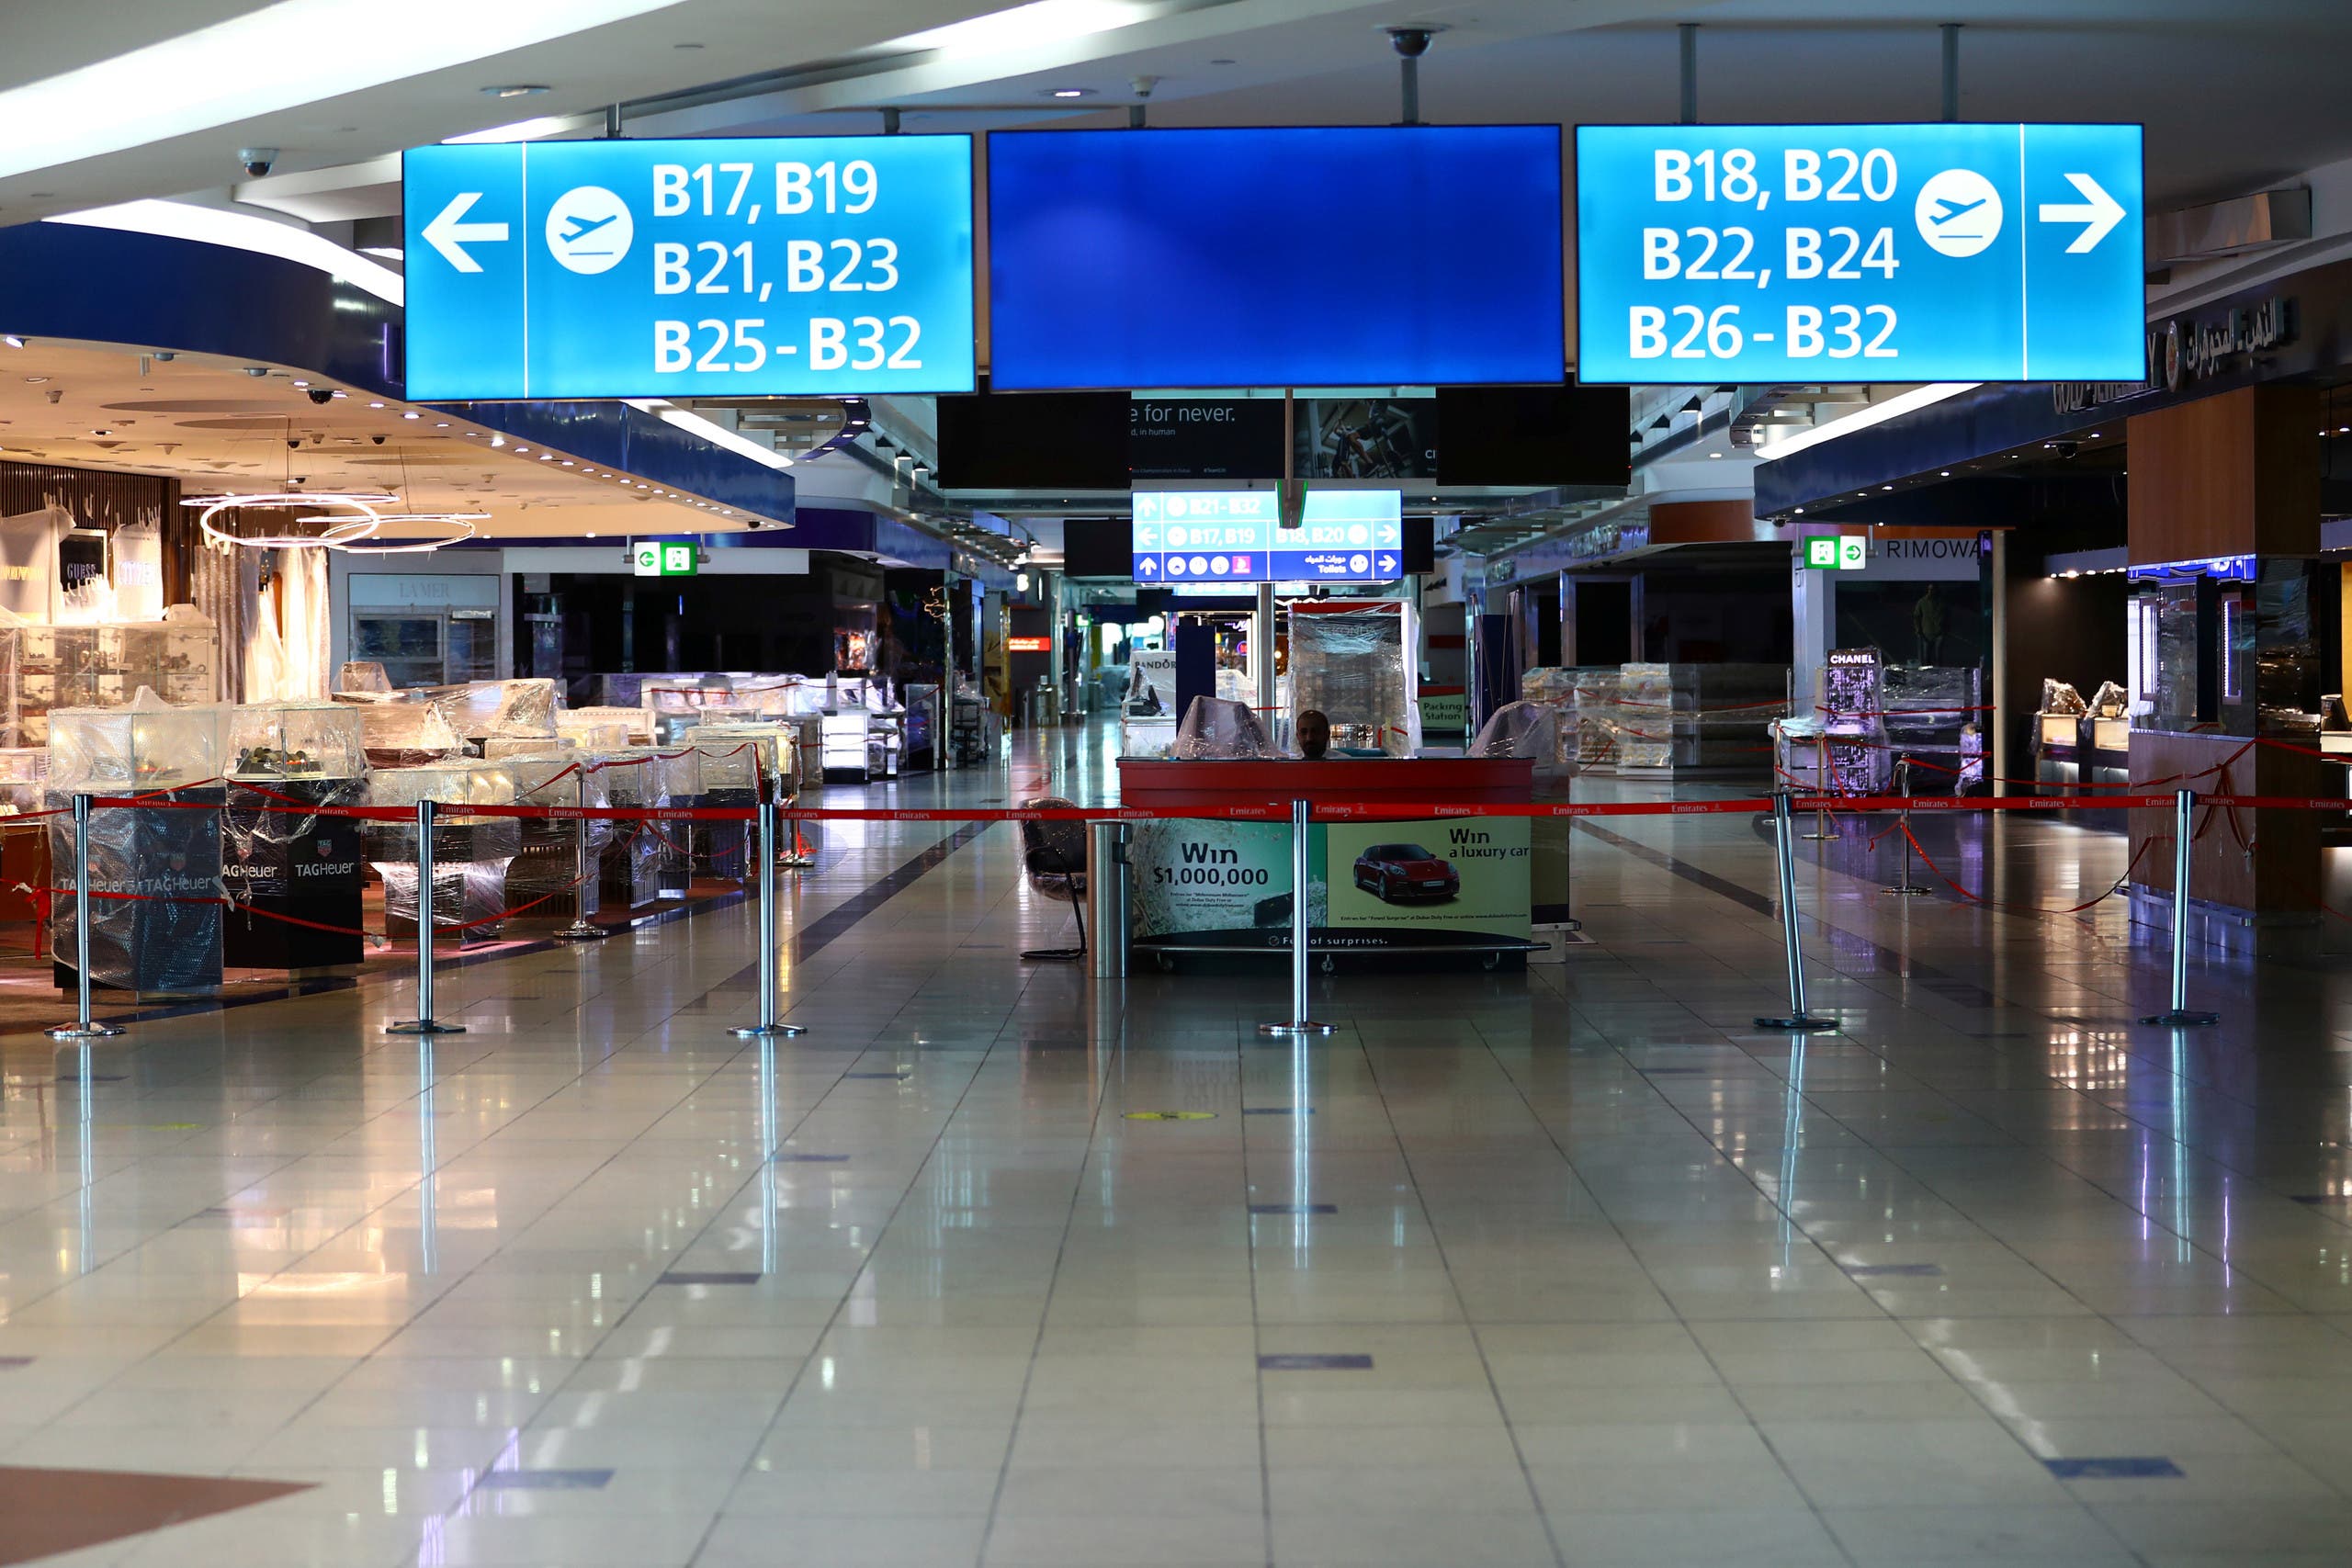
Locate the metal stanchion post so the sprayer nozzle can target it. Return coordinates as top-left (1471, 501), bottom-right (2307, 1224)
top-left (553, 805), bottom-right (610, 942)
top-left (1260, 798), bottom-right (1336, 1038)
top-left (389, 798), bottom-right (464, 1036)
top-left (734, 797), bottom-right (806, 1039)
top-left (49, 792), bottom-right (123, 1041)
top-left (1883, 757), bottom-right (1929, 897)
top-left (1802, 734), bottom-right (1836, 840)
top-left (1757, 791), bottom-right (1837, 1032)
top-left (2140, 786), bottom-right (2220, 1027)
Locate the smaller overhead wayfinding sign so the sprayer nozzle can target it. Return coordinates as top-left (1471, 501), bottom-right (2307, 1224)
top-left (1131, 491), bottom-right (1404, 585)
top-left (1576, 123), bottom-right (2144, 383)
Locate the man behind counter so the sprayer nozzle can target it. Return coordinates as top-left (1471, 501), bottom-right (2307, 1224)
top-left (1296, 708), bottom-right (1330, 761)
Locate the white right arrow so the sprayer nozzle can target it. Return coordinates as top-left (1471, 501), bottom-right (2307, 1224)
top-left (422, 192), bottom-right (510, 273)
top-left (2038, 173), bottom-right (2125, 254)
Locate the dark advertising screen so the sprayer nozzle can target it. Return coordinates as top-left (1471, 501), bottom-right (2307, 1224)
top-left (987, 127), bottom-right (1566, 389)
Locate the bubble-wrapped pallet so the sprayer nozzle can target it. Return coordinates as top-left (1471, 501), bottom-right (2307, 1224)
top-left (1570, 668), bottom-right (1623, 766)
top-left (1612, 663), bottom-right (1790, 775)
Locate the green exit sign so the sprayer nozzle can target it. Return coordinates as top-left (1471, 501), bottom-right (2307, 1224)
top-left (634, 541), bottom-right (699, 578)
top-left (1804, 536), bottom-right (1867, 570)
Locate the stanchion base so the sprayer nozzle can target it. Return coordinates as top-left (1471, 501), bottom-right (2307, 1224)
top-left (1754, 1014), bottom-right (1838, 1032)
top-left (552, 921), bottom-right (612, 942)
top-left (1258, 1021), bottom-right (1340, 1037)
top-left (47, 1022), bottom-right (124, 1041)
top-left (2137, 1010), bottom-right (2221, 1028)
top-left (779, 855), bottom-right (816, 871)
top-left (1881, 884), bottom-right (1932, 897)
top-left (386, 1021), bottom-right (467, 1035)
top-left (731, 1022), bottom-right (808, 1038)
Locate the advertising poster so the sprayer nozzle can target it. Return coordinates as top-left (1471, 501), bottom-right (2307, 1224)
top-left (1128, 818), bottom-right (1312, 948)
top-left (1320, 817), bottom-right (1531, 949)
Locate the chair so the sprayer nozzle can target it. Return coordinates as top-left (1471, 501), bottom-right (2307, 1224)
top-left (1018, 795), bottom-right (1087, 962)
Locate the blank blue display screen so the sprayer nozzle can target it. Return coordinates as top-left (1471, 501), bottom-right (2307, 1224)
top-left (986, 127), bottom-right (1566, 389)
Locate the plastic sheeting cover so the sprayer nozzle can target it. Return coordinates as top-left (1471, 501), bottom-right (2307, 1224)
top-left (1468, 700), bottom-right (1565, 761)
top-left (1287, 606), bottom-right (1414, 757)
top-left (1173, 695), bottom-right (1272, 759)
top-left (48, 694), bottom-right (229, 788)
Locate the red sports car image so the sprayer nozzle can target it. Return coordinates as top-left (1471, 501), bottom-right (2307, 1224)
top-left (1352, 842), bottom-right (1459, 904)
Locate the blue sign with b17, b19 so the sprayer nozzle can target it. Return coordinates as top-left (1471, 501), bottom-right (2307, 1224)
top-left (402, 135), bottom-right (975, 400)
top-left (1576, 123), bottom-right (2144, 383)
top-left (1132, 491), bottom-right (1403, 585)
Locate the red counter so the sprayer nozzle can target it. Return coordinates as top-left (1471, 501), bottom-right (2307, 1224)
top-left (1117, 756), bottom-right (1532, 812)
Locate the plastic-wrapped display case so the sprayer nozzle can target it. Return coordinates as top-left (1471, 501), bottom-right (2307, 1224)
top-left (503, 752), bottom-right (613, 925)
top-left (227, 702), bottom-right (366, 781)
top-left (593, 753), bottom-right (666, 909)
top-left (0, 746), bottom-right (46, 817)
top-left (682, 726), bottom-right (770, 880)
top-left (1881, 665), bottom-right (1984, 794)
top-left (0, 748), bottom-right (45, 944)
top-left (46, 701), bottom-right (228, 994)
top-left (48, 700), bottom-right (229, 789)
top-left (640, 747), bottom-right (704, 899)
top-left (362, 761), bottom-right (522, 943)
top-left (559, 709), bottom-right (649, 748)
top-left (221, 702), bottom-right (368, 969)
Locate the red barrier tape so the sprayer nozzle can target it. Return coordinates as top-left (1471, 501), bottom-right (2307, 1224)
top-left (55, 787), bottom-right (2352, 827)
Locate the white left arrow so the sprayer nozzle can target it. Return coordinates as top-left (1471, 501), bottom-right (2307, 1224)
top-left (2038, 173), bottom-right (2125, 254)
top-left (422, 192), bottom-right (510, 273)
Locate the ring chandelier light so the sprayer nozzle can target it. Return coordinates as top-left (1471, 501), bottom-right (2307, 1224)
top-left (183, 493), bottom-right (487, 554)
top-left (183, 491), bottom-right (391, 549)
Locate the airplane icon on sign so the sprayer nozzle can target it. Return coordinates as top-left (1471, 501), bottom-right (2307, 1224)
top-left (1928, 195), bottom-right (1987, 226)
top-left (560, 212), bottom-right (622, 245)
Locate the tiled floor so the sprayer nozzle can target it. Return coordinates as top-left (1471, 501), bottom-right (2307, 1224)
top-left (4, 725), bottom-right (2352, 1565)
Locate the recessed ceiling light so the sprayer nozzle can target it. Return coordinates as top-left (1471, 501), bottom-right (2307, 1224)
top-left (402, 411), bottom-right (420, 420)
top-left (482, 84), bottom-right (550, 98)
top-left (330, 389), bottom-right (346, 398)
top-left (22, 376), bottom-right (44, 384)
top-left (1044, 86), bottom-right (1093, 98)
top-left (2, 335), bottom-right (24, 349)
top-left (435, 422), bottom-right (449, 428)
top-left (1707, 451), bottom-right (1722, 459)
top-left (586, 530), bottom-right (597, 538)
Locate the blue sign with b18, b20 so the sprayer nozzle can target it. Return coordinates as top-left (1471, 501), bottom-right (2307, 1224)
top-left (1576, 123), bottom-right (2143, 383)
top-left (402, 135), bottom-right (975, 400)
top-left (1132, 491), bottom-right (1403, 585)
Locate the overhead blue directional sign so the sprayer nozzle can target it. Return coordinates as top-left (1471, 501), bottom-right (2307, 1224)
top-left (1576, 123), bottom-right (2143, 383)
top-left (1132, 490), bottom-right (1403, 585)
top-left (402, 136), bottom-right (975, 400)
